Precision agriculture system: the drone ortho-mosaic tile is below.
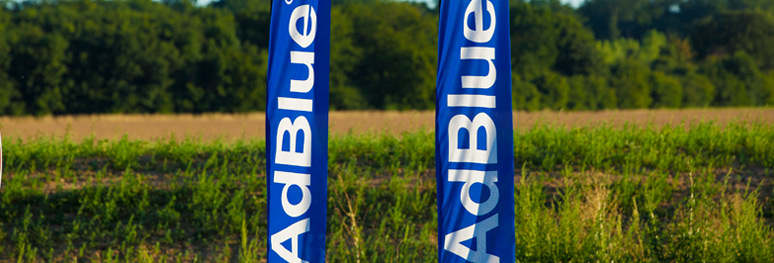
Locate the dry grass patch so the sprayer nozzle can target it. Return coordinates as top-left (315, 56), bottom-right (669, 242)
top-left (1, 108), bottom-right (772, 141)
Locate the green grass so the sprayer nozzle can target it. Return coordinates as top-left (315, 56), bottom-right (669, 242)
top-left (1, 121), bottom-right (773, 262)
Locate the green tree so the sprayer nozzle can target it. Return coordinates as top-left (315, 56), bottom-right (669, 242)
top-left (691, 10), bottom-right (774, 69)
top-left (681, 73), bottom-right (716, 107)
top-left (701, 51), bottom-right (774, 106)
top-left (763, 71), bottom-right (774, 105)
top-left (512, 73), bottom-right (542, 111)
top-left (2, 0), bottom-right (773, 115)
top-left (533, 70), bottom-right (570, 110)
top-left (680, 0), bottom-right (774, 20)
top-left (568, 74), bottom-right (616, 110)
top-left (7, 24), bottom-right (69, 115)
top-left (329, 6), bottom-right (367, 110)
top-left (0, 9), bottom-right (17, 114)
top-left (596, 30), bottom-right (667, 68)
top-left (342, 1), bottom-right (437, 110)
top-left (510, 2), bottom-right (601, 78)
top-left (610, 58), bottom-right (652, 108)
top-left (579, 0), bottom-right (666, 40)
top-left (212, 0), bottom-right (271, 49)
top-left (650, 71), bottom-right (683, 108)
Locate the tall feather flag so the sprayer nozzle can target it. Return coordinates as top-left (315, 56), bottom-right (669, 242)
top-left (266, 0), bottom-right (330, 262)
top-left (435, 0), bottom-right (515, 262)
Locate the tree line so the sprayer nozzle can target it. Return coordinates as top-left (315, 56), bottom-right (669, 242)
top-left (0, 0), bottom-right (772, 115)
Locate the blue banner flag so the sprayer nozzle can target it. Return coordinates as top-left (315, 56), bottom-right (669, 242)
top-left (435, 0), bottom-right (514, 262)
top-left (266, 0), bottom-right (329, 262)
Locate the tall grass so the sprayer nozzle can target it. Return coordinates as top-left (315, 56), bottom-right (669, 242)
top-left (0, 122), bottom-right (772, 262)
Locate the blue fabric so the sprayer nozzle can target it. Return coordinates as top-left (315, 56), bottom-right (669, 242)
top-left (436, 0), bottom-right (514, 262)
top-left (266, 0), bottom-right (329, 262)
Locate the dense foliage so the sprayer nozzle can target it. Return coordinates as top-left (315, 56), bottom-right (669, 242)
top-left (1, 0), bottom-right (773, 115)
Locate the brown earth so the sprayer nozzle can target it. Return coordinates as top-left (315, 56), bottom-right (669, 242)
top-left (0, 108), bottom-right (772, 141)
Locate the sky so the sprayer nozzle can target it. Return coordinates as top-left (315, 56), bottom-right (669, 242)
top-left (562, 0), bottom-right (584, 8)
top-left (414, 0), bottom-right (584, 8)
top-left (410, 0), bottom-right (584, 8)
top-left (195, 0), bottom-right (585, 8)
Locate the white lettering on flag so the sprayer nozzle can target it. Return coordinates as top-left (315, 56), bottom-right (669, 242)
top-left (448, 113), bottom-right (497, 164)
top-left (444, 215), bottom-right (500, 263)
top-left (276, 116), bottom-right (312, 167)
top-left (271, 218), bottom-right (311, 263)
top-left (274, 171), bottom-right (313, 217)
top-left (448, 169), bottom-right (499, 215)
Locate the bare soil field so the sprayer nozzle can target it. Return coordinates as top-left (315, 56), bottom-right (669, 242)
top-left (0, 108), bottom-right (772, 141)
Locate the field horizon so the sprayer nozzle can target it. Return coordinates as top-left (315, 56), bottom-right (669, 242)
top-left (0, 108), bottom-right (772, 142)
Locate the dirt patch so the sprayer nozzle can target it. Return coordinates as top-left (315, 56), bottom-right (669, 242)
top-left (0, 108), bottom-right (772, 142)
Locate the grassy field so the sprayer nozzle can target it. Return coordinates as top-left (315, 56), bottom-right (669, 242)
top-left (1, 117), bottom-right (774, 262)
